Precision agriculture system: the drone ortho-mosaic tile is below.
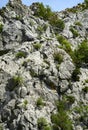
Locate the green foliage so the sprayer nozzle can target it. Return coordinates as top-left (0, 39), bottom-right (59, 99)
top-left (36, 97), bottom-right (45, 107)
top-left (0, 7), bottom-right (5, 17)
top-left (33, 3), bottom-right (65, 32)
top-left (51, 111), bottom-right (73, 130)
top-left (23, 99), bottom-right (28, 109)
top-left (37, 117), bottom-right (47, 129)
top-left (0, 24), bottom-right (3, 33)
top-left (13, 75), bottom-right (23, 86)
top-left (37, 117), bottom-right (52, 130)
top-left (37, 24), bottom-right (48, 34)
top-left (65, 95), bottom-right (75, 104)
top-left (74, 104), bottom-right (88, 127)
top-left (30, 69), bottom-right (38, 77)
top-left (71, 67), bottom-right (80, 81)
top-left (70, 27), bottom-right (79, 38)
top-left (8, 75), bottom-right (23, 91)
top-left (82, 86), bottom-right (88, 93)
top-left (43, 126), bottom-right (52, 130)
top-left (85, 79), bottom-right (88, 83)
top-left (33, 43), bottom-right (41, 50)
top-left (0, 49), bottom-right (10, 56)
top-left (54, 53), bottom-right (63, 64)
top-left (49, 15), bottom-right (65, 32)
top-left (52, 125), bottom-right (59, 130)
top-left (0, 124), bottom-right (3, 130)
top-left (44, 59), bottom-right (50, 67)
top-left (73, 40), bottom-right (88, 66)
top-left (15, 15), bottom-right (22, 20)
top-left (55, 100), bottom-right (67, 112)
top-left (74, 21), bottom-right (82, 26)
top-left (50, 100), bottom-right (73, 130)
top-left (37, 25), bottom-right (44, 34)
top-left (16, 51), bottom-right (27, 59)
top-left (84, 0), bottom-right (88, 6)
top-left (57, 35), bottom-right (72, 55)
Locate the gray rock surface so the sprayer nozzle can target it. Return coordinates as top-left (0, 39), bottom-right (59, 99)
top-left (0, 1), bottom-right (88, 130)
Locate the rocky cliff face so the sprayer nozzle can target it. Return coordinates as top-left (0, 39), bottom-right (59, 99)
top-left (0, 1), bottom-right (88, 130)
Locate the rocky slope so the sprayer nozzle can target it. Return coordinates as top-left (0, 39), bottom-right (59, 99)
top-left (0, 0), bottom-right (88, 130)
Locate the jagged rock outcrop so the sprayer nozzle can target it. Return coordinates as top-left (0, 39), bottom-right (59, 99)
top-left (0, 1), bottom-right (88, 130)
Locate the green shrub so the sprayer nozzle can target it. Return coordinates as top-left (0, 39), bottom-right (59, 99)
top-left (0, 124), bottom-right (3, 130)
top-left (33, 43), bottom-right (41, 50)
top-left (74, 104), bottom-right (88, 127)
top-left (85, 79), bottom-right (88, 83)
top-left (16, 51), bottom-right (27, 59)
top-left (37, 117), bottom-right (47, 129)
top-left (52, 125), bottom-right (59, 130)
top-left (55, 100), bottom-right (66, 112)
top-left (43, 126), bottom-right (52, 130)
top-left (44, 59), bottom-right (50, 67)
top-left (0, 24), bottom-right (3, 33)
top-left (13, 75), bottom-right (23, 86)
top-left (70, 27), bottom-right (79, 38)
top-left (36, 97), bottom-right (45, 107)
top-left (73, 40), bottom-right (88, 66)
top-left (57, 35), bottom-right (72, 55)
top-left (15, 15), bottom-right (22, 20)
top-left (8, 75), bottom-right (23, 91)
top-left (0, 49), bottom-right (10, 56)
top-left (54, 53), bottom-right (63, 64)
top-left (51, 111), bottom-right (73, 130)
top-left (82, 86), bottom-right (88, 93)
top-left (50, 100), bottom-right (73, 130)
top-left (30, 69), bottom-right (38, 77)
top-left (37, 25), bottom-right (44, 34)
top-left (32, 3), bottom-right (65, 32)
top-left (0, 7), bottom-right (5, 17)
top-left (74, 21), bottom-right (82, 26)
top-left (23, 99), bottom-right (28, 109)
top-left (65, 95), bottom-right (75, 104)
top-left (84, 0), bottom-right (88, 7)
top-left (49, 15), bottom-right (65, 32)
top-left (71, 67), bottom-right (80, 81)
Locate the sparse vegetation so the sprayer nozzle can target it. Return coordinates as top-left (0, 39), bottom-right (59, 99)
top-left (51, 100), bottom-right (73, 130)
top-left (70, 26), bottom-right (79, 38)
top-left (0, 24), bottom-right (3, 33)
top-left (13, 75), bottom-right (23, 87)
top-left (36, 97), bottom-right (45, 107)
top-left (7, 75), bottom-right (23, 91)
top-left (33, 43), bottom-right (41, 50)
top-left (51, 111), bottom-right (73, 130)
top-left (32, 3), bottom-right (65, 32)
top-left (57, 35), bottom-right (73, 55)
top-left (84, 0), bottom-right (88, 7)
top-left (65, 95), bottom-right (75, 104)
top-left (0, 49), bottom-right (10, 56)
top-left (16, 51), bottom-right (27, 59)
top-left (74, 21), bottom-right (82, 26)
top-left (54, 53), bottom-right (63, 64)
top-left (0, 124), bottom-right (3, 130)
top-left (73, 40), bottom-right (88, 66)
top-left (82, 86), bottom-right (88, 93)
top-left (0, 7), bottom-right (5, 17)
top-left (23, 99), bottom-right (28, 109)
top-left (85, 79), bottom-right (88, 83)
top-left (71, 67), bottom-right (80, 81)
top-left (37, 117), bottom-right (48, 130)
top-left (74, 104), bottom-right (88, 128)
top-left (15, 15), bottom-right (22, 20)
top-left (30, 69), bottom-right (38, 77)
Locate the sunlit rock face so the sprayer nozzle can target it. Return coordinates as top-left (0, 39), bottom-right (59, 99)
top-left (0, 1), bottom-right (88, 130)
